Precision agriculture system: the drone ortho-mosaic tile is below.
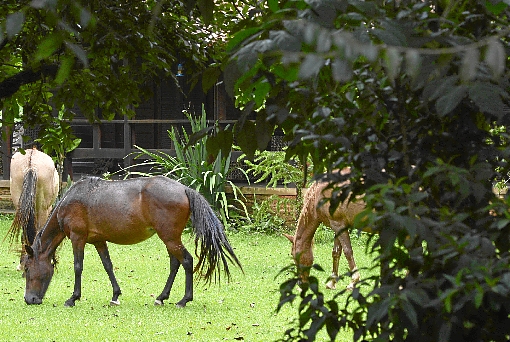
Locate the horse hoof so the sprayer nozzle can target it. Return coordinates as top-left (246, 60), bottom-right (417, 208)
top-left (346, 283), bottom-right (355, 291)
top-left (154, 299), bottom-right (163, 306)
top-left (325, 281), bottom-right (336, 290)
top-left (110, 299), bottom-right (121, 306)
top-left (64, 301), bottom-right (75, 307)
top-left (175, 302), bottom-right (186, 308)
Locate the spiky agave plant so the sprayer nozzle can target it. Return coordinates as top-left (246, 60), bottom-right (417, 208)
top-left (125, 106), bottom-right (248, 226)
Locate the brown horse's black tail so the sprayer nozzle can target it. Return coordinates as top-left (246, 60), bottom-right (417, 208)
top-left (185, 187), bottom-right (242, 284)
top-left (6, 169), bottom-right (37, 249)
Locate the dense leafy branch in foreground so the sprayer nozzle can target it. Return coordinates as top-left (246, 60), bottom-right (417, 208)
top-left (223, 0), bottom-right (510, 341)
top-left (0, 0), bottom-right (224, 127)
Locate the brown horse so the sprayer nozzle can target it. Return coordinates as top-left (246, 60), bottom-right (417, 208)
top-left (284, 169), bottom-right (366, 290)
top-left (23, 176), bottom-right (242, 307)
top-left (7, 147), bottom-right (59, 268)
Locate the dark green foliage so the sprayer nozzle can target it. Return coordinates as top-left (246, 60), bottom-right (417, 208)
top-left (225, 0), bottom-right (510, 340)
top-left (0, 0), bottom-right (218, 127)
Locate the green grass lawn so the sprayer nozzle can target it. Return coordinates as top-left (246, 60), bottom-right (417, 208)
top-left (0, 215), bottom-right (376, 341)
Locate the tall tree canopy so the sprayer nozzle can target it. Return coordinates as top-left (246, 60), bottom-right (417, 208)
top-left (0, 0), bottom-right (232, 133)
top-left (223, 0), bottom-right (510, 340)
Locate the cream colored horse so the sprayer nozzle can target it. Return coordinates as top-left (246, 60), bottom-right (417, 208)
top-left (7, 147), bottom-right (59, 268)
top-left (284, 168), bottom-right (366, 290)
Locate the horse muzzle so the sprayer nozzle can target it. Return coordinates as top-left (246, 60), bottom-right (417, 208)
top-left (24, 294), bottom-right (42, 305)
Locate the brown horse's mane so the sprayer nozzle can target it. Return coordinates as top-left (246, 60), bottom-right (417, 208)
top-left (31, 232), bottom-right (60, 269)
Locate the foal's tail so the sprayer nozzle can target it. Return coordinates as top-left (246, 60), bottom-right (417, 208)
top-left (7, 169), bottom-right (37, 248)
top-left (185, 188), bottom-right (243, 283)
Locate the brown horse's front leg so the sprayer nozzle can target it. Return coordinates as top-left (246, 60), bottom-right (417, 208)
top-left (94, 242), bottom-right (122, 305)
top-left (65, 244), bottom-right (85, 307)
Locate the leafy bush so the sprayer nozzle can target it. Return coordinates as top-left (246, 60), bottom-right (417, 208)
top-left (239, 149), bottom-right (308, 188)
top-left (235, 149), bottom-right (312, 233)
top-left (225, 0), bottom-right (510, 341)
top-left (126, 107), bottom-right (248, 226)
top-left (233, 195), bottom-right (288, 234)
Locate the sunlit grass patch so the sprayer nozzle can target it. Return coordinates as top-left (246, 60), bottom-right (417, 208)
top-left (0, 215), bottom-right (376, 341)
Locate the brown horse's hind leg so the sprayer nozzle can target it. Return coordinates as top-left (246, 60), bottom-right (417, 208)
top-left (94, 242), bottom-right (122, 305)
top-left (155, 248), bottom-right (193, 308)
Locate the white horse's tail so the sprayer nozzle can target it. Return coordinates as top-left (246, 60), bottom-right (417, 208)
top-left (6, 169), bottom-right (37, 249)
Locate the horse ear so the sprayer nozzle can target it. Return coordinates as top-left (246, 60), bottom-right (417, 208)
top-left (283, 233), bottom-right (295, 243)
top-left (25, 245), bottom-right (34, 257)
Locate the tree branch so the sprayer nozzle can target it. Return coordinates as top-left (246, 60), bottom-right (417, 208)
top-left (0, 64), bottom-right (58, 100)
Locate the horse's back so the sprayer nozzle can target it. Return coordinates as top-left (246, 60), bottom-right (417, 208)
top-left (306, 177), bottom-right (365, 228)
top-left (57, 176), bottom-right (190, 244)
top-left (10, 148), bottom-right (58, 207)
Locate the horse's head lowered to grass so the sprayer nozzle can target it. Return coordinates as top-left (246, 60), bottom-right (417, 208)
top-left (23, 241), bottom-right (56, 305)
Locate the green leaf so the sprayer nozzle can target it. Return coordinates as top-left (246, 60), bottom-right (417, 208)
top-left (298, 54), bottom-right (324, 79)
top-left (474, 284), bottom-right (484, 309)
top-left (54, 55), bottom-right (74, 84)
top-left (468, 82), bottom-right (506, 118)
top-left (36, 34), bottom-right (64, 60)
top-left (267, 0), bottom-right (280, 12)
top-left (6, 12), bottom-right (25, 39)
top-left (331, 58), bottom-right (352, 82)
top-left (485, 1), bottom-right (508, 15)
top-left (65, 42), bottom-right (88, 68)
top-left (383, 47), bottom-right (402, 82)
top-left (401, 299), bottom-right (418, 327)
top-left (253, 79), bottom-right (271, 108)
top-left (202, 66), bottom-right (221, 93)
top-left (236, 120), bottom-right (257, 160)
top-left (405, 49), bottom-right (421, 81)
top-left (227, 27), bottom-right (262, 53)
top-left (484, 39), bottom-right (506, 79)
top-left (256, 112), bottom-right (275, 150)
top-left (435, 85), bottom-right (467, 117)
top-left (460, 48), bottom-right (479, 82)
top-left (206, 130), bottom-right (233, 158)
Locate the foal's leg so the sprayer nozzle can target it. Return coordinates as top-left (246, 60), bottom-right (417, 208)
top-left (155, 246), bottom-right (193, 308)
top-left (338, 230), bottom-right (360, 290)
top-left (65, 240), bottom-right (86, 307)
top-left (326, 232), bottom-right (342, 290)
top-left (94, 241), bottom-right (122, 305)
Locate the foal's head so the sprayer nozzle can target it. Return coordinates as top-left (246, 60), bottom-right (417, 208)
top-left (283, 233), bottom-right (313, 286)
top-left (23, 241), bottom-right (55, 305)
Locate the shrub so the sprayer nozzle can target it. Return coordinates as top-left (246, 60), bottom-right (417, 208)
top-left (126, 106), bottom-right (248, 226)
